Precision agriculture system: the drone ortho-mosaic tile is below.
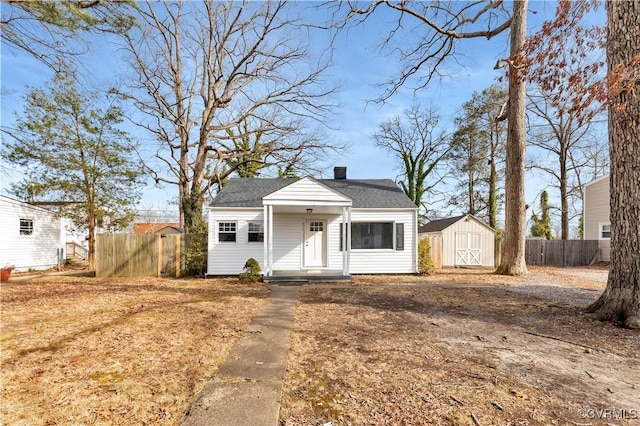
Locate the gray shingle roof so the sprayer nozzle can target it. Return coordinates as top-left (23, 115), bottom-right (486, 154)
top-left (418, 215), bottom-right (467, 233)
top-left (210, 178), bottom-right (417, 209)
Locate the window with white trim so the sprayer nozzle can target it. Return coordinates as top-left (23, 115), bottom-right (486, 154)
top-left (19, 218), bottom-right (34, 236)
top-left (351, 222), bottom-right (393, 249)
top-left (218, 221), bottom-right (237, 242)
top-left (599, 223), bottom-right (611, 239)
top-left (248, 221), bottom-right (264, 242)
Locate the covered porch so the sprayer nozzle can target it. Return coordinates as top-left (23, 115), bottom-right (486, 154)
top-left (261, 177), bottom-right (353, 281)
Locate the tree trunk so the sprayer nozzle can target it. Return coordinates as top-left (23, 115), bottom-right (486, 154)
top-left (496, 0), bottom-right (528, 276)
top-left (587, 0), bottom-right (640, 328)
top-left (560, 142), bottom-right (569, 239)
top-left (87, 210), bottom-right (96, 271)
top-left (488, 122), bottom-right (499, 230)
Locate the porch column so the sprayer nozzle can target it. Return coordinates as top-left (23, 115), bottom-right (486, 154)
top-left (346, 206), bottom-right (351, 274)
top-left (263, 205), bottom-right (269, 275)
top-left (342, 207), bottom-right (347, 276)
top-left (267, 204), bottom-right (274, 275)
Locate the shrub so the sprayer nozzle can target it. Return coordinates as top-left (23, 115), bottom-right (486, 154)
top-left (183, 233), bottom-right (208, 277)
top-left (239, 258), bottom-right (262, 283)
top-left (417, 238), bottom-right (434, 275)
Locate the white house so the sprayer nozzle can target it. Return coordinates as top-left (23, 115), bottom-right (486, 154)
top-left (0, 195), bottom-right (65, 272)
top-left (583, 174), bottom-right (611, 261)
top-left (207, 167), bottom-right (418, 280)
top-left (419, 214), bottom-right (496, 268)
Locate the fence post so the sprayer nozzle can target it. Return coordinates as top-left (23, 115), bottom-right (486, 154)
top-left (157, 234), bottom-right (162, 277)
top-left (176, 235), bottom-right (182, 278)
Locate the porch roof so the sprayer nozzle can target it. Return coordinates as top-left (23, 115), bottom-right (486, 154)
top-left (210, 177), bottom-right (417, 209)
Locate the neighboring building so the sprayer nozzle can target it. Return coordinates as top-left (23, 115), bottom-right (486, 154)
top-left (207, 167), bottom-right (418, 280)
top-left (0, 195), bottom-right (65, 272)
top-left (419, 214), bottom-right (496, 268)
top-left (583, 174), bottom-right (610, 261)
top-left (133, 222), bottom-right (182, 234)
top-left (155, 225), bottom-right (184, 235)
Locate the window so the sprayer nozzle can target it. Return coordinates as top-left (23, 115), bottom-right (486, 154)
top-left (351, 222), bottom-right (393, 249)
top-left (248, 222), bottom-right (264, 242)
top-left (218, 221), bottom-right (237, 242)
top-left (600, 223), bottom-right (611, 239)
top-left (19, 218), bottom-right (34, 236)
top-left (396, 223), bottom-right (404, 251)
top-left (309, 221), bottom-right (323, 232)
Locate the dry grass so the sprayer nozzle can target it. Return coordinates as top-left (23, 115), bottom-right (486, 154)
top-left (1, 275), bottom-right (268, 425)
top-left (281, 266), bottom-right (640, 425)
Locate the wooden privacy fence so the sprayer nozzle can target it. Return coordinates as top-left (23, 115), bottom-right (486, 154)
top-left (96, 234), bottom-right (206, 277)
top-left (425, 234), bottom-right (443, 269)
top-left (525, 239), bottom-right (600, 267)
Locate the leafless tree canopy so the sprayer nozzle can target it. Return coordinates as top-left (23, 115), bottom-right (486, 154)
top-left (527, 87), bottom-right (607, 239)
top-left (373, 105), bottom-right (450, 215)
top-left (117, 0), bottom-right (340, 230)
top-left (326, 0), bottom-right (511, 102)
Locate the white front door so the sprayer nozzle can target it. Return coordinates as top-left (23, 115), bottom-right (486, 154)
top-left (304, 220), bottom-right (326, 268)
top-left (455, 232), bottom-right (482, 266)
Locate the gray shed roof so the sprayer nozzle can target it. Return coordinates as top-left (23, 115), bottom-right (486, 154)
top-left (210, 178), bottom-right (417, 209)
top-left (418, 215), bottom-right (467, 233)
top-left (418, 214), bottom-right (495, 233)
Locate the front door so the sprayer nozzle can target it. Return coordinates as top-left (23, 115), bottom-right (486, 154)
top-left (304, 220), bottom-right (326, 268)
top-left (455, 232), bottom-right (482, 266)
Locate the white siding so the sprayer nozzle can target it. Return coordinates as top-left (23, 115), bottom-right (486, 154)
top-left (584, 176), bottom-right (611, 261)
top-left (0, 196), bottom-right (64, 272)
top-left (440, 217), bottom-right (495, 268)
top-left (263, 177), bottom-right (351, 205)
top-left (208, 207), bottom-right (418, 275)
top-left (207, 209), bottom-right (265, 275)
top-left (348, 210), bottom-right (417, 274)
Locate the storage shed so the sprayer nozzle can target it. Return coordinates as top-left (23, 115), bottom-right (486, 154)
top-left (419, 214), bottom-right (496, 268)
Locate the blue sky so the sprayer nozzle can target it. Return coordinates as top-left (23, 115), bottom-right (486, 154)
top-left (0, 1), bottom-right (604, 228)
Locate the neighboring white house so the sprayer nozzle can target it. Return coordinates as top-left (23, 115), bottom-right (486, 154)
top-left (418, 214), bottom-right (496, 268)
top-left (583, 174), bottom-right (611, 261)
top-left (0, 195), bottom-right (65, 272)
top-left (207, 167), bottom-right (418, 280)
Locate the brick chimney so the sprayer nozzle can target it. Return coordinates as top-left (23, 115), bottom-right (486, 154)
top-left (333, 166), bottom-right (347, 180)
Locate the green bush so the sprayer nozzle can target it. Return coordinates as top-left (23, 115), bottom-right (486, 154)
top-left (183, 233), bottom-right (208, 277)
top-left (417, 238), bottom-right (434, 275)
top-left (239, 258), bottom-right (262, 283)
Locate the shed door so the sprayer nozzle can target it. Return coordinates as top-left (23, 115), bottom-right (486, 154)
top-left (304, 220), bottom-right (326, 268)
top-left (455, 232), bottom-right (482, 266)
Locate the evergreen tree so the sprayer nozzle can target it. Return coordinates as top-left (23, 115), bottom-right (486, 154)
top-left (2, 71), bottom-right (145, 270)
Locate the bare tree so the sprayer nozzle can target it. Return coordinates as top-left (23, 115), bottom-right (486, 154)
top-left (329, 1), bottom-right (530, 275)
top-left (372, 105), bottom-right (450, 214)
top-left (496, 0), bottom-right (528, 275)
top-left (117, 1), bottom-right (339, 232)
top-left (218, 117), bottom-right (329, 182)
top-left (525, 1), bottom-right (606, 240)
top-left (527, 89), bottom-right (605, 240)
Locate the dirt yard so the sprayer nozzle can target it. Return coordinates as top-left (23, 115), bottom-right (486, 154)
top-left (2, 267), bottom-right (638, 426)
top-left (280, 266), bottom-right (640, 425)
top-left (0, 275), bottom-right (268, 425)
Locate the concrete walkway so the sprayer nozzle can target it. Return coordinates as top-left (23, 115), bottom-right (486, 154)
top-left (182, 285), bottom-right (299, 426)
